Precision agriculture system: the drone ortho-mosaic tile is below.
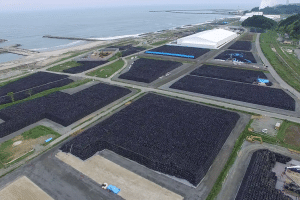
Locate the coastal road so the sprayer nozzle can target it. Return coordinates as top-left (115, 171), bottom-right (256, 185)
top-left (256, 33), bottom-right (300, 99)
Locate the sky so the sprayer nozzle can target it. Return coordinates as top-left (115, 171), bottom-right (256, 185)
top-left (0, 0), bottom-right (297, 11)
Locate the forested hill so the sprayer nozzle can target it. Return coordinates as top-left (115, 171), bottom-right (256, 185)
top-left (278, 14), bottom-right (300, 39)
top-left (242, 15), bottom-right (277, 29)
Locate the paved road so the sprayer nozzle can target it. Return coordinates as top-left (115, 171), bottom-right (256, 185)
top-left (0, 143), bottom-right (122, 200)
top-left (39, 69), bottom-right (300, 125)
top-left (256, 33), bottom-right (300, 99)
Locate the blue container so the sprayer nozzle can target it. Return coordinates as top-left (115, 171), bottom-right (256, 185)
top-left (107, 185), bottom-right (120, 194)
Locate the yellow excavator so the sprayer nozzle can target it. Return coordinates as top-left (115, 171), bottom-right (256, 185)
top-left (246, 135), bottom-right (263, 144)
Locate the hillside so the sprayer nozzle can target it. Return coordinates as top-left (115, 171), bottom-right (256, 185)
top-left (278, 14), bottom-right (300, 39)
top-left (242, 15), bottom-right (277, 29)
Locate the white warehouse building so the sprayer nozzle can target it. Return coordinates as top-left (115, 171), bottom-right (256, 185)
top-left (240, 12), bottom-right (281, 22)
top-left (176, 29), bottom-right (238, 49)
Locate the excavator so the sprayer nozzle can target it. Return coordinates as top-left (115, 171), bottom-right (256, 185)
top-left (246, 135), bottom-right (263, 144)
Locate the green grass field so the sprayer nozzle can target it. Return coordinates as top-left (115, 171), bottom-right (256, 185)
top-left (47, 61), bottom-right (82, 72)
top-left (87, 59), bottom-right (125, 78)
top-left (260, 31), bottom-right (300, 92)
top-left (22, 126), bottom-right (61, 140)
top-left (0, 126), bottom-right (60, 168)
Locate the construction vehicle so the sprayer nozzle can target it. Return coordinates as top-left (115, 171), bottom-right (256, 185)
top-left (246, 135), bottom-right (263, 144)
top-left (248, 127), bottom-right (254, 132)
top-left (286, 166), bottom-right (300, 173)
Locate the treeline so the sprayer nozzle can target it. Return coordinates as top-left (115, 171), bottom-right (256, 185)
top-left (250, 4), bottom-right (300, 14)
top-left (242, 15), bottom-right (277, 30)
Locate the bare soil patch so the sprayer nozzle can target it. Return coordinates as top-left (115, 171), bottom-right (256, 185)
top-left (284, 125), bottom-right (300, 148)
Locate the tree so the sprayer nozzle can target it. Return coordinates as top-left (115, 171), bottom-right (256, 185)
top-left (26, 89), bottom-right (33, 97)
top-left (242, 15), bottom-right (277, 30)
top-left (7, 92), bottom-right (14, 102)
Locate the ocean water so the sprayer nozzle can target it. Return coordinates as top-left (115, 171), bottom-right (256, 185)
top-left (0, 4), bottom-right (248, 63)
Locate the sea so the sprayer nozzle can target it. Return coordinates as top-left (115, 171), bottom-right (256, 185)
top-left (0, 4), bottom-right (252, 63)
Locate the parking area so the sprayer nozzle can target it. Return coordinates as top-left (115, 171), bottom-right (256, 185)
top-left (250, 116), bottom-right (283, 136)
top-left (0, 176), bottom-right (54, 200)
top-left (56, 152), bottom-right (183, 200)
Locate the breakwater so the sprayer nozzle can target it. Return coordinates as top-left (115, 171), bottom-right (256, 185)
top-left (43, 35), bottom-right (102, 41)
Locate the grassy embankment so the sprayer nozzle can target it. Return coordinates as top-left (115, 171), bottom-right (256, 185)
top-left (206, 119), bottom-right (300, 200)
top-left (0, 126), bottom-right (60, 168)
top-left (47, 61), bottom-right (82, 72)
top-left (151, 40), bottom-right (170, 46)
top-left (87, 59), bottom-right (125, 78)
top-left (51, 51), bottom-right (88, 65)
top-left (0, 79), bottom-right (91, 110)
top-left (260, 31), bottom-right (300, 92)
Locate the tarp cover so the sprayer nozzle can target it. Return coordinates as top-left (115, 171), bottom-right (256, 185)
top-left (107, 185), bottom-right (120, 194)
top-left (258, 78), bottom-right (269, 83)
top-left (45, 138), bottom-right (53, 143)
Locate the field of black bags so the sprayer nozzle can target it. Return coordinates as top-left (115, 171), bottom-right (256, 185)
top-left (191, 65), bottom-right (269, 84)
top-left (170, 75), bottom-right (295, 111)
top-left (119, 58), bottom-right (182, 83)
top-left (109, 45), bottom-right (146, 57)
top-left (145, 45), bottom-right (210, 59)
top-left (60, 93), bottom-right (240, 186)
top-left (236, 149), bottom-right (292, 200)
top-left (215, 50), bottom-right (257, 63)
top-left (228, 41), bottom-right (252, 51)
top-left (0, 83), bottom-right (131, 138)
top-left (0, 72), bottom-right (73, 105)
top-left (63, 61), bottom-right (108, 74)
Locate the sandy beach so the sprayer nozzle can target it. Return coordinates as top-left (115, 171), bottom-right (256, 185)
top-left (0, 40), bottom-right (112, 72)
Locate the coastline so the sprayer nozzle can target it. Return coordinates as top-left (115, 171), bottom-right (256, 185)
top-left (0, 15), bottom-right (240, 76)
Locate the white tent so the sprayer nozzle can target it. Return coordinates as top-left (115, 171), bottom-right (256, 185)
top-left (177, 29), bottom-right (238, 49)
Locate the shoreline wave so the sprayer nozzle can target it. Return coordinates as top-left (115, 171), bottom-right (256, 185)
top-left (89, 33), bottom-right (142, 41)
top-left (30, 40), bottom-right (86, 52)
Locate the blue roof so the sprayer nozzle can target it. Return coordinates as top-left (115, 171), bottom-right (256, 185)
top-left (107, 185), bottom-right (120, 194)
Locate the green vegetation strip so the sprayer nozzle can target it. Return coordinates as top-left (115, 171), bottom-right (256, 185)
top-left (151, 40), bottom-right (170, 46)
top-left (51, 51), bottom-right (89, 65)
top-left (260, 31), bottom-right (300, 92)
top-left (0, 79), bottom-right (92, 110)
top-left (5, 150), bottom-right (35, 168)
top-left (206, 119), bottom-right (300, 200)
top-left (47, 61), bottom-right (82, 72)
top-left (0, 74), bottom-right (31, 87)
top-left (0, 126), bottom-right (60, 168)
top-left (87, 59), bottom-right (125, 78)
